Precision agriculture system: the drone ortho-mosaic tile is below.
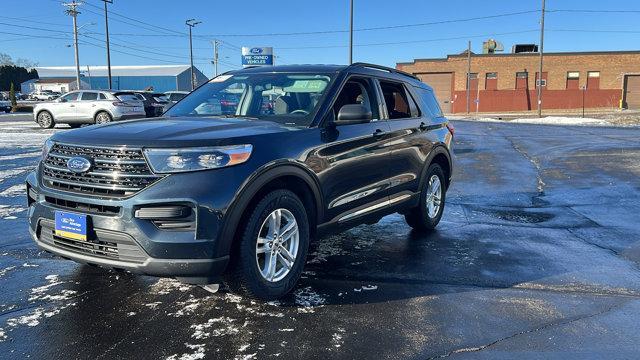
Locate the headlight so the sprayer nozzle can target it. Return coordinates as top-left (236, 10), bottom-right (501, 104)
top-left (42, 139), bottom-right (54, 160)
top-left (143, 145), bottom-right (253, 173)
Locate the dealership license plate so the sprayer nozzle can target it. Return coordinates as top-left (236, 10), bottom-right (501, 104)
top-left (55, 211), bottom-right (88, 241)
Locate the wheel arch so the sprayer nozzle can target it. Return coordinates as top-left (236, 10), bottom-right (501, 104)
top-left (420, 145), bottom-right (452, 190)
top-left (93, 109), bottom-right (114, 121)
top-left (216, 162), bottom-right (324, 259)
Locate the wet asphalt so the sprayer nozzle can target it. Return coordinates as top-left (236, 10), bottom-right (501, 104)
top-left (0, 114), bottom-right (639, 359)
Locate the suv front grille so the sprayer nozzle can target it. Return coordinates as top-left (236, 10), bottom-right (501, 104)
top-left (42, 143), bottom-right (162, 198)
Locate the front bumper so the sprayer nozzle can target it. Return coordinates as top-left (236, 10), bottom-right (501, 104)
top-left (26, 166), bottom-right (244, 284)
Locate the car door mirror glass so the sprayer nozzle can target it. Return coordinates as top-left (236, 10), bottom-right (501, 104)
top-left (335, 104), bottom-right (372, 125)
top-left (59, 98), bottom-right (67, 103)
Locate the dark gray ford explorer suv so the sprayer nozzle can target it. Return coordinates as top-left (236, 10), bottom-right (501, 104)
top-left (26, 63), bottom-right (454, 300)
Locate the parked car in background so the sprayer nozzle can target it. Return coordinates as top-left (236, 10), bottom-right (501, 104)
top-left (27, 63), bottom-right (454, 300)
top-left (133, 91), bottom-right (169, 117)
top-left (163, 91), bottom-right (189, 112)
top-left (0, 97), bottom-right (11, 113)
top-left (33, 90), bottom-right (145, 128)
top-left (30, 90), bottom-right (60, 101)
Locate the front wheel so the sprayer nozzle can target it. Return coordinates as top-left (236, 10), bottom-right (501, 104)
top-left (404, 163), bottom-right (447, 231)
top-left (226, 189), bottom-right (310, 300)
top-left (36, 111), bottom-right (54, 129)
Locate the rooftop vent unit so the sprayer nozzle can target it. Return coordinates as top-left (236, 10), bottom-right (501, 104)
top-left (512, 44), bottom-right (539, 54)
top-left (482, 39), bottom-right (504, 54)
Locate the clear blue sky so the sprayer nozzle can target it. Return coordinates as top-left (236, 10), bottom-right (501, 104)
top-left (1, 0), bottom-right (639, 77)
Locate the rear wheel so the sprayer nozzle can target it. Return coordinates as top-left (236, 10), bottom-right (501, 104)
top-left (226, 189), bottom-right (309, 300)
top-left (36, 111), bottom-right (54, 129)
top-left (95, 111), bottom-right (112, 124)
top-left (404, 163), bottom-right (446, 231)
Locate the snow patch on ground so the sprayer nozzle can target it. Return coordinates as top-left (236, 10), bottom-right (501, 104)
top-left (169, 296), bottom-right (210, 317)
top-left (150, 278), bottom-right (193, 295)
top-left (450, 115), bottom-right (620, 127)
top-left (331, 328), bottom-right (346, 349)
top-left (144, 302), bottom-right (162, 309)
top-left (0, 184), bottom-right (25, 197)
top-left (294, 287), bottom-right (326, 313)
top-left (191, 316), bottom-right (239, 340)
top-left (307, 236), bottom-right (348, 264)
top-left (0, 266), bottom-right (16, 277)
top-left (0, 151), bottom-right (41, 162)
top-left (0, 204), bottom-right (27, 219)
top-left (166, 343), bottom-right (206, 360)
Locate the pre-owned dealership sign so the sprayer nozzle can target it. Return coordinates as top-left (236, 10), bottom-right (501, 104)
top-left (242, 47), bottom-right (274, 67)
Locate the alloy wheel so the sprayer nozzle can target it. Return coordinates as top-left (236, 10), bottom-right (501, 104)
top-left (255, 208), bottom-right (299, 282)
top-left (37, 112), bottom-right (52, 128)
top-left (426, 174), bottom-right (442, 218)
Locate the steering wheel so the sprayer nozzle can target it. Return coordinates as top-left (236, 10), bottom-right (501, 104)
top-left (290, 109), bottom-right (309, 115)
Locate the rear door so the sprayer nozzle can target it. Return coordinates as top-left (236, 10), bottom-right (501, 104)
top-left (77, 91), bottom-right (99, 121)
top-left (377, 79), bottom-right (430, 198)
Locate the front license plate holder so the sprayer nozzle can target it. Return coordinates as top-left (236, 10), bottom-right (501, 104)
top-left (55, 211), bottom-right (88, 241)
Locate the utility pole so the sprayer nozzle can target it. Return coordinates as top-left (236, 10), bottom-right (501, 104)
top-left (466, 41), bottom-right (471, 114)
top-left (101, 0), bottom-right (113, 89)
top-left (212, 40), bottom-right (219, 77)
top-left (186, 19), bottom-right (201, 90)
top-left (537, 0), bottom-right (546, 118)
top-left (349, 0), bottom-right (353, 64)
top-left (63, 2), bottom-right (82, 91)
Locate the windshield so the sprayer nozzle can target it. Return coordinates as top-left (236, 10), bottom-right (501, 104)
top-left (165, 72), bottom-right (335, 127)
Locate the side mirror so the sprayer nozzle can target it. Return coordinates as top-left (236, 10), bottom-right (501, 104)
top-left (59, 98), bottom-right (67, 103)
top-left (335, 104), bottom-right (372, 125)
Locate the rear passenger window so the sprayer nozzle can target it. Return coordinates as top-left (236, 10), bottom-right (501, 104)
top-left (81, 92), bottom-right (98, 101)
top-left (379, 81), bottom-right (413, 119)
top-left (416, 87), bottom-right (443, 118)
top-left (98, 93), bottom-right (107, 100)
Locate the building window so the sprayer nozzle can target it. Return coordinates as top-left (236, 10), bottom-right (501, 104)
top-left (467, 73), bottom-right (478, 90)
top-left (515, 71), bottom-right (528, 90)
top-left (567, 71), bottom-right (580, 90)
top-left (486, 72), bottom-right (498, 90)
top-left (587, 71), bottom-right (600, 89)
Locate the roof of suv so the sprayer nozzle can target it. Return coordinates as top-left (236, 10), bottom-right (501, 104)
top-left (226, 63), bottom-right (428, 89)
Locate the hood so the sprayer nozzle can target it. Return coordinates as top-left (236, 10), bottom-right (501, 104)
top-left (51, 116), bottom-right (297, 147)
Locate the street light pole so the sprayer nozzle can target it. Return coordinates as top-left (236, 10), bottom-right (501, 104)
top-left (349, 0), bottom-right (353, 64)
top-left (186, 19), bottom-right (201, 90)
top-left (101, 0), bottom-right (113, 89)
top-left (212, 40), bottom-right (219, 77)
top-left (537, 0), bottom-right (546, 118)
top-left (63, 2), bottom-right (82, 91)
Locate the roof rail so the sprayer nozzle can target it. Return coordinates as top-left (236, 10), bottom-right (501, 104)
top-left (348, 62), bottom-right (420, 81)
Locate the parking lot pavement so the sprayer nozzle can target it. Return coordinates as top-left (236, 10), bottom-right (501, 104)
top-left (0, 114), bottom-right (639, 359)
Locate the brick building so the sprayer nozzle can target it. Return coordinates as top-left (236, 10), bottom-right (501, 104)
top-left (396, 50), bottom-right (640, 114)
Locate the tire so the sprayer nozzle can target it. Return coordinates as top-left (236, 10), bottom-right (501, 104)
top-left (95, 111), bottom-right (112, 124)
top-left (404, 163), bottom-right (447, 231)
top-left (226, 189), bottom-right (310, 300)
top-left (36, 111), bottom-right (55, 129)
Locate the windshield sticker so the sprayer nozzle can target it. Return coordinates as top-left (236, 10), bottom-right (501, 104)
top-left (210, 74), bottom-right (233, 83)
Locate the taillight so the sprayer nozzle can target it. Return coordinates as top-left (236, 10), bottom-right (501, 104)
top-left (112, 101), bottom-right (126, 107)
top-left (446, 123), bottom-right (455, 136)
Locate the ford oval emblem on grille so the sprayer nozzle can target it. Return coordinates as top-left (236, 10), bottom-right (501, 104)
top-left (67, 157), bottom-right (92, 173)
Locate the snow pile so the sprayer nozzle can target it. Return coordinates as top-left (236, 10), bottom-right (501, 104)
top-left (452, 115), bottom-right (614, 126)
top-left (0, 184), bottom-right (26, 197)
top-left (294, 287), bottom-right (326, 313)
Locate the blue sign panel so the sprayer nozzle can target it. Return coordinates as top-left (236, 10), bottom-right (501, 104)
top-left (55, 211), bottom-right (88, 241)
top-left (242, 47), bottom-right (274, 67)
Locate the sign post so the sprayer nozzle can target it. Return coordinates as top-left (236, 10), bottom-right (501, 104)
top-left (242, 47), bottom-right (274, 67)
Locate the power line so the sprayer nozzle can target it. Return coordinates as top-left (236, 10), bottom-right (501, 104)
top-left (548, 9), bottom-right (640, 14)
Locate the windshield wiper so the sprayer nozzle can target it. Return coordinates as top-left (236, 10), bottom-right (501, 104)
top-left (219, 114), bottom-right (259, 120)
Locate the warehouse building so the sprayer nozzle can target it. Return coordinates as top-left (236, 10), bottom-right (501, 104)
top-left (29, 65), bottom-right (208, 93)
top-left (397, 50), bottom-right (640, 114)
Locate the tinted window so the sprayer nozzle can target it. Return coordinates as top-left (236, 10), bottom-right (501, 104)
top-left (379, 81), bottom-right (412, 119)
top-left (98, 93), bottom-right (107, 100)
top-left (81, 92), bottom-right (98, 101)
top-left (60, 92), bottom-right (79, 102)
top-left (415, 87), bottom-right (443, 118)
top-left (116, 94), bottom-right (139, 102)
top-left (170, 93), bottom-right (186, 101)
top-left (332, 77), bottom-right (379, 120)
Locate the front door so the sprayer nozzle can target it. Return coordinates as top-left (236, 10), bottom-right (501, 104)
top-left (77, 91), bottom-right (99, 121)
top-left (51, 92), bottom-right (79, 121)
top-left (314, 77), bottom-right (392, 223)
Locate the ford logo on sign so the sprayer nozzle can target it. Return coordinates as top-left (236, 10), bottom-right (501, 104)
top-left (67, 157), bottom-right (92, 173)
top-left (250, 47), bottom-right (263, 54)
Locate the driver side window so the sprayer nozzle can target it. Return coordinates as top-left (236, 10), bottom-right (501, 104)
top-left (60, 92), bottom-right (79, 102)
top-left (332, 77), bottom-right (379, 120)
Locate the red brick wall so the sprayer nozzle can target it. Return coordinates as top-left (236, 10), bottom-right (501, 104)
top-left (397, 51), bottom-right (639, 113)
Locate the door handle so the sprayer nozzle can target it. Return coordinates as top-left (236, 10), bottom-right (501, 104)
top-left (69, 105), bottom-right (75, 107)
top-left (373, 128), bottom-right (386, 137)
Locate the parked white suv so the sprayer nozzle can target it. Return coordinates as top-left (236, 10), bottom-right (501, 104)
top-left (30, 90), bottom-right (60, 101)
top-left (33, 90), bottom-right (145, 128)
